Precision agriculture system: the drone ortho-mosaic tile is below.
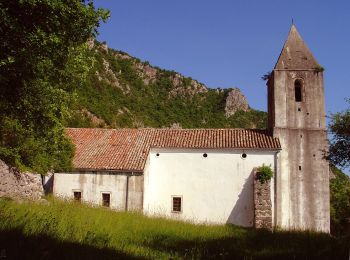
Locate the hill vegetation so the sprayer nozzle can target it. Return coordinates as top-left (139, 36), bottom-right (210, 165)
top-left (65, 40), bottom-right (267, 129)
top-left (0, 198), bottom-right (348, 259)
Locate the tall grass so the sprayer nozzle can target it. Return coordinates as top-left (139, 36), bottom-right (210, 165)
top-left (0, 198), bottom-right (348, 259)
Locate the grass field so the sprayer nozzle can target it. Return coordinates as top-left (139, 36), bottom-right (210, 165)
top-left (0, 198), bottom-right (348, 259)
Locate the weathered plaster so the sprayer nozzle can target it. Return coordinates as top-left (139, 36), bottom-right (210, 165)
top-left (268, 69), bottom-right (330, 232)
top-left (143, 148), bottom-right (276, 225)
top-left (53, 172), bottom-right (143, 211)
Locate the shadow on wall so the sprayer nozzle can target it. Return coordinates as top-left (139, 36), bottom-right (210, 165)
top-left (226, 169), bottom-right (254, 227)
top-left (42, 174), bottom-right (54, 195)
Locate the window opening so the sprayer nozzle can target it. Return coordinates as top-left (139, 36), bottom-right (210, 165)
top-left (172, 196), bottom-right (182, 213)
top-left (295, 80), bottom-right (303, 102)
top-left (102, 193), bottom-right (110, 207)
top-left (73, 191), bottom-right (81, 202)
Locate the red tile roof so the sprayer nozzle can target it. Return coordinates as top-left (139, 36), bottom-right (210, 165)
top-left (66, 128), bottom-right (281, 171)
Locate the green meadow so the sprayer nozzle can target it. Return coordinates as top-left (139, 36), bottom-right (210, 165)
top-left (0, 198), bottom-right (348, 259)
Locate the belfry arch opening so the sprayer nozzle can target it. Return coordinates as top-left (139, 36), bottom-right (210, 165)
top-left (294, 79), bottom-right (303, 102)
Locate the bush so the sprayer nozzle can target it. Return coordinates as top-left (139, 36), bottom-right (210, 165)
top-left (256, 164), bottom-right (273, 184)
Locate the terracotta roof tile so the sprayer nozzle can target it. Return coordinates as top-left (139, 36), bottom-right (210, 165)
top-left (65, 128), bottom-right (281, 171)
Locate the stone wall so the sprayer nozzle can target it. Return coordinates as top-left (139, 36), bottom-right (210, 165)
top-left (268, 68), bottom-right (330, 232)
top-left (254, 169), bottom-right (272, 229)
top-left (0, 160), bottom-right (44, 200)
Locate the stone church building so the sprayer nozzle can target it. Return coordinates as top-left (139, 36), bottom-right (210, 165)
top-left (53, 25), bottom-right (330, 232)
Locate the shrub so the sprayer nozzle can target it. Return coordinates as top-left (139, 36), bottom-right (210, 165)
top-left (261, 71), bottom-right (272, 81)
top-left (314, 65), bottom-right (325, 73)
top-left (256, 164), bottom-right (273, 184)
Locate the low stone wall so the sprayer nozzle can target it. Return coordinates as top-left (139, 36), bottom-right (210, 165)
top-left (0, 160), bottom-right (44, 200)
top-left (254, 169), bottom-right (272, 229)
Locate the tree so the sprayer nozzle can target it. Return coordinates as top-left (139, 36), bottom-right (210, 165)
top-left (328, 99), bottom-right (350, 236)
top-left (330, 166), bottom-right (350, 236)
top-left (328, 99), bottom-right (350, 169)
top-left (0, 0), bottom-right (109, 174)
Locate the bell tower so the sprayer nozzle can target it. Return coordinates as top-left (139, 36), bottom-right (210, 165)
top-left (267, 25), bottom-right (330, 232)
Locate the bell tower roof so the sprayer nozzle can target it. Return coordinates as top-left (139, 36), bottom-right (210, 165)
top-left (274, 25), bottom-right (319, 70)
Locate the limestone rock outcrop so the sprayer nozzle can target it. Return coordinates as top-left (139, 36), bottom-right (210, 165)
top-left (0, 160), bottom-right (44, 200)
top-left (224, 88), bottom-right (249, 117)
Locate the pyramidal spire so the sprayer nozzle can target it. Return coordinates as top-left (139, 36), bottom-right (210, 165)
top-left (274, 25), bottom-right (320, 70)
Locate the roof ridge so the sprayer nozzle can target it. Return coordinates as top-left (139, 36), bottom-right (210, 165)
top-left (66, 127), bottom-right (269, 131)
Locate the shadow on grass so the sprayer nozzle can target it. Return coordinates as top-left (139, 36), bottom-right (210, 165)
top-left (0, 226), bottom-right (348, 259)
top-left (0, 229), bottom-right (140, 260)
top-left (143, 227), bottom-right (349, 259)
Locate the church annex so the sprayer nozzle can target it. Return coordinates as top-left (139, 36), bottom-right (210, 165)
top-left (53, 25), bottom-right (330, 232)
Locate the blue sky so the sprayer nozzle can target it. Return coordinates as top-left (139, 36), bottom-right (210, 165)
top-left (94, 0), bottom-right (350, 117)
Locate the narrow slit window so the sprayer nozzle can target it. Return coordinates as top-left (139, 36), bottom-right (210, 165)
top-left (172, 196), bottom-right (182, 213)
top-left (73, 191), bottom-right (81, 201)
top-left (295, 80), bottom-right (303, 102)
top-left (102, 193), bottom-right (110, 207)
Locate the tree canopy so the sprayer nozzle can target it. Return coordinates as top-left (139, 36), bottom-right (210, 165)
top-left (328, 99), bottom-right (350, 236)
top-left (329, 99), bottom-right (350, 169)
top-left (0, 0), bottom-right (109, 174)
top-left (330, 166), bottom-right (350, 236)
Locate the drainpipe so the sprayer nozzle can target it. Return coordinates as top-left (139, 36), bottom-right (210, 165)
top-left (125, 174), bottom-right (130, 211)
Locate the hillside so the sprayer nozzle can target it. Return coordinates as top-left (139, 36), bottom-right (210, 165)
top-left (65, 40), bottom-right (267, 129)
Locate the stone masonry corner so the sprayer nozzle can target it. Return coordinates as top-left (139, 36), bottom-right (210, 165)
top-left (254, 168), bottom-right (272, 230)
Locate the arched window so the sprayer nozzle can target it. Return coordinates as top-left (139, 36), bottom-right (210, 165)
top-left (294, 79), bottom-right (303, 102)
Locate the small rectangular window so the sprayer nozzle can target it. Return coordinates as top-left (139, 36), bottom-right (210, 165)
top-left (295, 87), bottom-right (302, 102)
top-left (102, 193), bottom-right (110, 207)
top-left (73, 191), bottom-right (81, 202)
top-left (295, 80), bottom-right (303, 102)
top-left (172, 196), bottom-right (182, 213)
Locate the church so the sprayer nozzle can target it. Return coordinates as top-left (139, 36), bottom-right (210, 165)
top-left (53, 25), bottom-right (330, 232)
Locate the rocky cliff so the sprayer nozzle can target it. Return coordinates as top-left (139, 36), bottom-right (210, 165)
top-left (65, 40), bottom-right (265, 129)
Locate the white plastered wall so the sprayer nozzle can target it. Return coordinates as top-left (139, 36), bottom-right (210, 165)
top-left (53, 172), bottom-right (128, 210)
top-left (143, 148), bottom-right (276, 226)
